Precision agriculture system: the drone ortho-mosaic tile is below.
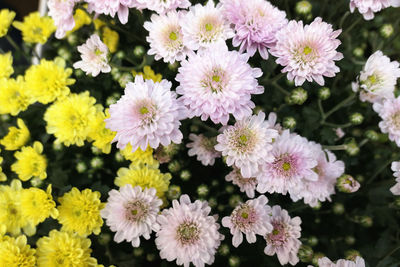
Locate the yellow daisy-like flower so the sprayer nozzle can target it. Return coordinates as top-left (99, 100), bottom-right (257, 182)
top-left (0, 118), bottom-right (30, 151)
top-left (88, 106), bottom-right (115, 154)
top-left (68, 9), bottom-right (91, 34)
top-left (115, 162), bottom-right (171, 199)
top-left (44, 91), bottom-right (97, 147)
top-left (36, 230), bottom-right (102, 267)
top-left (20, 184), bottom-right (58, 227)
top-left (102, 27), bottom-right (119, 53)
top-left (11, 141), bottom-right (47, 182)
top-left (120, 143), bottom-right (156, 166)
top-left (13, 12), bottom-right (56, 44)
top-left (0, 77), bottom-right (35, 116)
top-left (0, 149), bottom-right (6, 182)
top-left (0, 235), bottom-right (36, 266)
top-left (132, 66), bottom-right (162, 83)
top-left (25, 58), bottom-right (75, 104)
top-left (0, 52), bottom-right (14, 79)
top-left (57, 188), bottom-right (104, 236)
top-left (0, 9), bottom-right (16, 37)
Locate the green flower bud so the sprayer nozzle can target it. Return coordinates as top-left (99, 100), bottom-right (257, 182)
top-left (380, 24), bottom-right (394, 38)
top-left (359, 216), bottom-right (373, 227)
top-left (74, 69), bottom-right (84, 78)
top-left (229, 256), bottom-right (240, 267)
top-left (67, 33), bottom-right (78, 46)
top-left (298, 245), bottom-right (313, 262)
top-left (229, 195), bottom-right (242, 208)
top-left (30, 177), bottom-right (43, 187)
top-left (133, 248), bottom-right (144, 257)
top-left (133, 46), bottom-right (145, 58)
top-left (115, 151), bottom-right (124, 162)
top-left (345, 236), bottom-right (356, 245)
top-left (365, 130), bottom-right (379, 141)
top-left (167, 185), bottom-right (181, 200)
top-left (1, 114), bottom-right (10, 122)
top-left (98, 233), bottom-right (111, 245)
top-left (283, 117), bottom-right (296, 129)
top-left (118, 72), bottom-right (133, 88)
top-left (345, 142), bottom-right (359, 156)
top-left (349, 113), bottom-right (364, 125)
top-left (308, 236), bottom-right (318, 247)
top-left (290, 87), bottom-right (308, 105)
top-left (115, 50), bottom-right (126, 59)
top-left (111, 67), bottom-right (121, 80)
top-left (353, 47), bottom-right (364, 57)
top-left (90, 157), bottom-right (103, 169)
top-left (226, 185), bottom-right (235, 194)
top-left (180, 169), bottom-right (191, 181)
top-left (52, 142), bottom-right (63, 151)
top-left (57, 47), bottom-right (71, 61)
top-left (337, 174), bottom-right (360, 193)
top-left (168, 160), bottom-right (182, 173)
top-left (146, 253), bottom-right (156, 262)
top-left (311, 252), bottom-right (325, 266)
top-left (91, 146), bottom-right (101, 155)
top-left (296, 0), bottom-right (312, 15)
top-left (318, 87), bottom-right (331, 100)
top-left (76, 162), bottom-right (87, 173)
top-left (219, 244), bottom-right (230, 256)
top-left (333, 202), bottom-right (345, 215)
top-left (197, 184), bottom-right (209, 197)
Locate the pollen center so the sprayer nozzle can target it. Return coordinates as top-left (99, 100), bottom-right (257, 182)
top-left (169, 31), bottom-right (178, 41)
top-left (303, 46), bottom-right (312, 55)
top-left (212, 75), bottom-right (220, 82)
top-left (205, 23), bottom-right (213, 31)
top-left (140, 106), bottom-right (149, 115)
top-left (282, 162), bottom-right (291, 171)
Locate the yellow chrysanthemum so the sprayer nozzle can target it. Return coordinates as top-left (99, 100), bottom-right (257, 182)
top-left (44, 91), bottom-right (97, 147)
top-left (0, 235), bottom-right (36, 266)
top-left (20, 184), bottom-right (58, 227)
top-left (115, 163), bottom-right (171, 198)
top-left (93, 18), bottom-right (106, 30)
top-left (0, 9), bottom-right (15, 37)
top-left (67, 9), bottom-right (91, 34)
top-left (0, 52), bottom-right (14, 79)
top-left (120, 143), bottom-right (156, 166)
top-left (102, 27), bottom-right (119, 53)
top-left (11, 141), bottom-right (47, 182)
top-left (25, 58), bottom-right (75, 104)
top-left (0, 149), bottom-right (5, 182)
top-left (57, 188), bottom-right (104, 236)
top-left (0, 77), bottom-right (35, 116)
top-left (13, 12), bottom-right (55, 44)
top-left (88, 106), bottom-right (115, 154)
top-left (36, 230), bottom-right (102, 267)
top-left (132, 66), bottom-right (162, 82)
top-left (0, 118), bottom-right (30, 151)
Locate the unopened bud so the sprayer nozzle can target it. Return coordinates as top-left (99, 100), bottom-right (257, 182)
top-left (337, 174), bottom-right (360, 193)
top-left (290, 87), bottom-right (308, 105)
top-left (298, 245), bottom-right (313, 262)
top-left (380, 24), bottom-right (394, 38)
top-left (295, 0), bottom-right (312, 15)
top-left (283, 117), bottom-right (296, 129)
top-left (349, 113), bottom-right (363, 125)
top-left (197, 184), bottom-right (209, 197)
top-left (318, 87), bottom-right (331, 100)
top-left (167, 185), bottom-right (181, 200)
top-left (180, 169), bottom-right (191, 181)
top-left (333, 202), bottom-right (345, 215)
top-left (133, 46), bottom-right (145, 58)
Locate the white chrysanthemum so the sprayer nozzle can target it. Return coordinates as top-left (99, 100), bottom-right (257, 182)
top-left (144, 11), bottom-right (192, 63)
top-left (137, 0), bottom-right (191, 14)
top-left (225, 167), bottom-right (258, 198)
top-left (266, 112), bottom-right (283, 133)
top-left (101, 185), bottom-right (162, 247)
top-left (215, 112), bottom-right (278, 178)
top-left (352, 51), bottom-right (400, 103)
top-left (47, 0), bottom-right (76, 39)
top-left (222, 195), bottom-right (272, 247)
top-left (73, 34), bottom-right (111, 77)
top-left (391, 161), bottom-right (400, 195)
top-left (350, 0), bottom-right (399, 20)
top-left (176, 43), bottom-right (264, 125)
top-left (155, 195), bottom-right (224, 267)
top-left (264, 205), bottom-right (302, 266)
top-left (256, 130), bottom-right (318, 195)
top-left (373, 97), bottom-right (400, 147)
top-left (181, 0), bottom-right (234, 50)
top-left (316, 256), bottom-right (366, 267)
top-left (106, 75), bottom-right (186, 151)
top-left (186, 134), bottom-right (221, 166)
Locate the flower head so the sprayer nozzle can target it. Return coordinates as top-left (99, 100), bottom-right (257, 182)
top-left (350, 0), bottom-right (397, 20)
top-left (317, 256), bottom-right (366, 267)
top-left (373, 97), bottom-right (400, 147)
top-left (187, 134), bottom-right (221, 166)
top-left (13, 12), bottom-right (56, 44)
top-left (0, 9), bottom-right (16, 37)
top-left (137, 0), bottom-right (191, 14)
top-left (86, 0), bottom-right (136, 24)
top-left (0, 235), bottom-right (36, 266)
top-left (47, 0), bottom-right (77, 39)
top-left (0, 77), bottom-right (35, 116)
top-left (0, 119), bottom-right (30, 151)
top-left (225, 167), bottom-right (258, 198)
top-left (101, 185), bottom-right (162, 247)
top-left (222, 195), bottom-right (272, 247)
top-left (155, 194), bottom-right (224, 267)
top-left (88, 107), bottom-right (116, 154)
top-left (120, 143), bottom-right (156, 165)
top-left (0, 52), bottom-right (13, 79)
top-left (337, 174), bottom-right (361, 193)
top-left (391, 161), bottom-right (400, 195)
top-left (270, 17), bottom-right (343, 86)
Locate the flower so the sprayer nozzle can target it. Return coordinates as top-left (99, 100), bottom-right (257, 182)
top-left (144, 11), bottom-right (192, 63)
top-left (0, 9), bottom-right (16, 37)
top-left (102, 26), bottom-right (119, 53)
top-left (36, 230), bottom-right (101, 267)
top-left (13, 12), bottom-right (56, 44)
top-left (44, 92), bottom-right (97, 146)
top-left (87, 107), bottom-right (115, 154)
top-left (155, 194), bottom-right (224, 267)
top-left (0, 77), bottom-right (35, 116)
top-left (350, 0), bottom-right (398, 20)
top-left (256, 130), bottom-right (318, 195)
top-left (115, 163), bottom-right (171, 199)
top-left (176, 44), bottom-right (264, 125)
top-left (132, 66), bottom-right (162, 82)
top-left (221, 0), bottom-right (287, 59)
top-left (0, 52), bottom-right (13, 79)
top-left (264, 205), bottom-right (302, 266)
top-left (187, 134), bottom-right (221, 166)
top-left (373, 97), bottom-right (400, 147)
top-left (215, 112), bottom-right (278, 178)
top-left (120, 143), bottom-right (157, 165)
top-left (138, 0), bottom-right (191, 14)
top-left (222, 195), bottom-right (272, 247)
top-left (47, 0), bottom-right (77, 39)
top-left (317, 256), bottom-right (366, 267)
top-left (57, 188), bottom-right (104, 236)
top-left (225, 167), bottom-right (258, 198)
top-left (0, 119), bottom-right (30, 151)
top-left (106, 75), bottom-right (185, 151)
top-left (352, 51), bottom-right (400, 103)
top-left (181, 0), bottom-right (234, 50)
top-left (270, 17), bottom-right (343, 86)
top-left (0, 235), bottom-right (36, 266)
top-left (11, 141), bottom-right (47, 182)
top-left (25, 58), bottom-right (75, 104)
top-left (391, 161), bottom-right (400, 195)
top-left (101, 185), bottom-right (162, 247)
top-left (68, 8), bottom-right (92, 34)
top-left (86, 0), bottom-right (136, 24)
top-left (0, 150), bottom-right (6, 182)
top-left (336, 174), bottom-right (361, 193)
top-left (73, 34), bottom-right (111, 77)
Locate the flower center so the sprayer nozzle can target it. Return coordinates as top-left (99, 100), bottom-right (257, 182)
top-left (176, 221), bottom-right (200, 245)
top-left (272, 153), bottom-right (297, 178)
top-left (232, 204), bottom-right (258, 230)
top-left (391, 112), bottom-right (400, 129)
top-left (169, 31), bottom-right (178, 41)
top-left (367, 74), bottom-right (377, 84)
top-left (212, 75), bottom-right (220, 82)
top-left (126, 201), bottom-right (148, 222)
top-left (205, 23), bottom-right (213, 31)
top-left (303, 46), bottom-right (312, 55)
top-left (230, 127), bottom-right (256, 153)
top-left (95, 48), bottom-right (102, 56)
top-left (282, 162), bottom-right (291, 171)
top-left (266, 221), bottom-right (287, 246)
top-left (140, 106), bottom-right (149, 115)
top-left (201, 67), bottom-right (226, 93)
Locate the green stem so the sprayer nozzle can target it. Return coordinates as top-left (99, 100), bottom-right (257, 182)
top-left (5, 35), bottom-right (27, 57)
top-left (322, 144), bottom-right (348, 151)
top-left (343, 17), bottom-right (362, 35)
top-left (271, 82), bottom-right (290, 96)
top-left (267, 73), bottom-right (285, 84)
top-left (377, 245), bottom-right (400, 267)
top-left (359, 138), bottom-right (369, 148)
top-left (367, 157), bottom-right (397, 185)
top-left (318, 99), bottom-right (325, 118)
top-left (322, 122), bottom-right (352, 129)
top-left (322, 94), bottom-right (356, 122)
top-left (339, 11), bottom-right (350, 29)
top-left (109, 62), bottom-right (135, 72)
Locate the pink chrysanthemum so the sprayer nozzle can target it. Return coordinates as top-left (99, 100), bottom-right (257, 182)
top-left (73, 34), bottom-right (111, 77)
top-left (316, 256), bottom-right (366, 267)
top-left (256, 130), bottom-right (318, 195)
top-left (270, 17), bottom-right (343, 86)
top-left (47, 0), bottom-right (77, 39)
top-left (176, 44), bottom-right (264, 125)
top-left (290, 142), bottom-right (345, 207)
top-left (350, 0), bottom-right (400, 20)
top-left (186, 134), bottom-right (221, 166)
top-left (222, 195), bottom-right (272, 247)
top-left (264, 205), bottom-right (302, 266)
top-left (86, 0), bottom-right (136, 24)
top-left (100, 185), bottom-right (162, 247)
top-left (181, 0), bottom-right (234, 50)
top-left (144, 11), bottom-right (192, 64)
top-left (221, 0), bottom-right (287, 59)
top-left (215, 112), bottom-right (278, 178)
top-left (106, 75), bottom-right (185, 151)
top-left (155, 195), bottom-right (224, 267)
top-left (391, 161), bottom-right (400, 195)
top-left (225, 167), bottom-right (258, 198)
top-left (266, 112), bottom-right (283, 133)
top-left (137, 0), bottom-right (191, 14)
top-left (373, 97), bottom-right (400, 147)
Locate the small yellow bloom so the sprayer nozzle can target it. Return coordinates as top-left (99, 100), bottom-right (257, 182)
top-left (13, 12), bottom-right (56, 44)
top-left (0, 52), bottom-right (14, 79)
top-left (57, 188), bottom-right (104, 236)
top-left (0, 235), bottom-right (36, 266)
top-left (11, 141), bottom-right (47, 181)
top-left (102, 27), bottom-right (119, 53)
top-left (0, 155), bottom-right (6, 182)
top-left (0, 77), bottom-right (35, 116)
top-left (132, 66), bottom-right (162, 82)
top-left (0, 9), bottom-right (15, 37)
top-left (120, 143), bottom-right (156, 166)
top-left (68, 9), bottom-right (91, 34)
top-left (88, 106), bottom-right (116, 154)
top-left (0, 118), bottom-right (30, 151)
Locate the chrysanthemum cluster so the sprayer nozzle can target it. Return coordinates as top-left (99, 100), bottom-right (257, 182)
top-left (350, 0), bottom-right (400, 20)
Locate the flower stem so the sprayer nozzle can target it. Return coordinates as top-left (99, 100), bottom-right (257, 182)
top-left (322, 94), bottom-right (356, 122)
top-left (271, 82), bottom-right (290, 96)
top-left (322, 144), bottom-right (348, 151)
